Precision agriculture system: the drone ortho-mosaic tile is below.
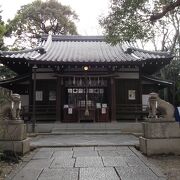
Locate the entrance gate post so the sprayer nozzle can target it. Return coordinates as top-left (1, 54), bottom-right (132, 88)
top-left (111, 78), bottom-right (116, 121)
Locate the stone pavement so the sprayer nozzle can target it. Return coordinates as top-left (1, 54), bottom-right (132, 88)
top-left (8, 146), bottom-right (166, 180)
top-left (30, 134), bottom-right (139, 148)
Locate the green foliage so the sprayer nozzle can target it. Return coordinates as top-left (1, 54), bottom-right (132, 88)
top-left (0, 9), bottom-right (15, 80)
top-left (100, 0), bottom-right (180, 44)
top-left (0, 24), bottom-right (6, 48)
top-left (6, 0), bottom-right (78, 48)
top-left (0, 65), bottom-right (16, 80)
top-left (100, 0), bottom-right (152, 44)
top-left (0, 88), bottom-right (11, 105)
top-left (161, 57), bottom-right (180, 105)
top-left (0, 9), bottom-right (7, 50)
top-left (163, 59), bottom-right (180, 82)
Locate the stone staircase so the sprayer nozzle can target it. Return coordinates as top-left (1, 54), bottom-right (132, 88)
top-left (27, 122), bottom-right (143, 135)
top-left (50, 122), bottom-right (142, 135)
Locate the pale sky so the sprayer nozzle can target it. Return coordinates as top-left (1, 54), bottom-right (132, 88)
top-left (0, 0), bottom-right (110, 35)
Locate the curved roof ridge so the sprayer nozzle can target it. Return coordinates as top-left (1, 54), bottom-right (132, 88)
top-left (0, 46), bottom-right (46, 56)
top-left (121, 42), bottom-right (170, 56)
top-left (41, 34), bottom-right (105, 42)
top-left (43, 34), bottom-right (52, 51)
top-left (128, 46), bottom-right (171, 56)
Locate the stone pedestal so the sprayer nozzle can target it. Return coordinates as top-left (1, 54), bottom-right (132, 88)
top-left (139, 119), bottom-right (180, 156)
top-left (0, 120), bottom-right (30, 155)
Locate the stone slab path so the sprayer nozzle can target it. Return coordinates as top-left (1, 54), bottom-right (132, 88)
top-left (8, 146), bottom-right (166, 180)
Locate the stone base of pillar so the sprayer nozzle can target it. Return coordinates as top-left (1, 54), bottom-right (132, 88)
top-left (139, 137), bottom-right (180, 156)
top-left (0, 120), bottom-right (30, 155)
top-left (0, 121), bottom-right (27, 141)
top-left (139, 119), bottom-right (180, 156)
top-left (142, 121), bottom-right (180, 138)
top-left (0, 138), bottom-right (30, 155)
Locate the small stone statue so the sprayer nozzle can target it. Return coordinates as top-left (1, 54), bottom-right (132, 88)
top-left (0, 93), bottom-right (21, 120)
top-left (10, 94), bottom-right (21, 120)
top-left (148, 93), bottom-right (157, 118)
top-left (148, 92), bottom-right (175, 120)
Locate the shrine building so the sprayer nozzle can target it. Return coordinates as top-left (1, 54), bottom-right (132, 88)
top-left (0, 35), bottom-right (173, 123)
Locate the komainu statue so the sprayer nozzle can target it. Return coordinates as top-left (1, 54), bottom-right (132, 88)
top-left (0, 93), bottom-right (21, 120)
top-left (148, 92), bottom-right (175, 120)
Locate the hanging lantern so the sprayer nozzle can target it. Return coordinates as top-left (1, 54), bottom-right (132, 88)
top-left (89, 77), bottom-right (91, 86)
top-left (85, 93), bottom-right (89, 116)
top-left (79, 78), bottom-right (82, 86)
top-left (97, 77), bottom-right (100, 85)
top-left (73, 76), bottom-right (76, 85)
top-left (68, 77), bottom-right (72, 85)
top-left (101, 78), bottom-right (104, 86)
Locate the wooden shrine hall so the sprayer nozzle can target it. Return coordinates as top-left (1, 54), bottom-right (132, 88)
top-left (0, 35), bottom-right (173, 123)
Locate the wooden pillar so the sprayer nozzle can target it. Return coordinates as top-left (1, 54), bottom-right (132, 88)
top-left (28, 78), bottom-right (33, 121)
top-left (56, 77), bottom-right (62, 122)
top-left (110, 78), bottom-right (116, 121)
top-left (32, 66), bottom-right (37, 132)
top-left (139, 71), bottom-right (143, 105)
top-left (29, 79), bottom-right (33, 106)
top-left (139, 66), bottom-right (144, 105)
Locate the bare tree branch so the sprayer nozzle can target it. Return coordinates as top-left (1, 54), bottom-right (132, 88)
top-left (150, 0), bottom-right (180, 22)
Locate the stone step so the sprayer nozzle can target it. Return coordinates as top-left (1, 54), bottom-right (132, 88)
top-left (51, 129), bottom-right (122, 134)
top-left (27, 122), bottom-right (142, 134)
top-left (51, 129), bottom-right (142, 136)
top-left (30, 134), bottom-right (139, 148)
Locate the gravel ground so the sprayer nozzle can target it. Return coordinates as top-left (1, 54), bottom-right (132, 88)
top-left (0, 161), bottom-right (18, 180)
top-left (148, 155), bottom-right (180, 180)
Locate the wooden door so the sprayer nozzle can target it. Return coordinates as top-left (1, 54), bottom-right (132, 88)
top-left (115, 79), bottom-right (140, 104)
top-left (115, 79), bottom-right (141, 120)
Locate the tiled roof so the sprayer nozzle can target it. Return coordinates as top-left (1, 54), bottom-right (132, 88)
top-left (0, 35), bottom-right (172, 64)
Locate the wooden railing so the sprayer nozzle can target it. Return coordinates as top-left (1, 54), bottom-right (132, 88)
top-left (21, 105), bottom-right (56, 121)
top-left (116, 104), bottom-right (149, 121)
top-left (21, 104), bottom-right (149, 122)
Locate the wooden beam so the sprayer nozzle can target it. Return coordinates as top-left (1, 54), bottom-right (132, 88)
top-left (55, 73), bottom-right (118, 78)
